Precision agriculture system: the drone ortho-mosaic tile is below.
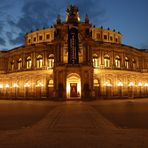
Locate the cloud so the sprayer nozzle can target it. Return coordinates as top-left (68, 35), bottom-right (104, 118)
top-left (7, 0), bottom-right (62, 45)
top-left (0, 1), bottom-right (13, 47)
top-left (0, 38), bottom-right (6, 46)
top-left (6, 0), bottom-right (105, 46)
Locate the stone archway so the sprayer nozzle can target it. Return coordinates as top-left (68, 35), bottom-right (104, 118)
top-left (66, 73), bottom-right (81, 99)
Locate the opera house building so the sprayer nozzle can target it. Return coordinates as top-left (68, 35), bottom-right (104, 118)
top-left (0, 5), bottom-right (147, 100)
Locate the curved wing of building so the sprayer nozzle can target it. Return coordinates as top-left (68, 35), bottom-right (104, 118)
top-left (0, 5), bottom-right (147, 100)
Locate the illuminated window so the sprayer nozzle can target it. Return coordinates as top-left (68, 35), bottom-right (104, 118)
top-left (18, 58), bottom-right (22, 70)
top-left (132, 58), bottom-right (136, 69)
top-left (26, 56), bottom-right (32, 69)
top-left (37, 55), bottom-right (43, 68)
top-left (48, 54), bottom-right (54, 68)
top-left (115, 55), bottom-right (121, 68)
top-left (104, 54), bottom-right (110, 68)
top-left (48, 79), bottom-right (54, 87)
top-left (92, 54), bottom-right (99, 68)
top-left (125, 57), bottom-right (129, 69)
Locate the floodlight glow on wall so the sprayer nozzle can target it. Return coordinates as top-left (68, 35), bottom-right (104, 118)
top-left (104, 82), bottom-right (112, 87)
top-left (36, 82), bottom-right (44, 87)
top-left (117, 82), bottom-right (123, 86)
top-left (13, 83), bottom-right (19, 88)
top-left (129, 82), bottom-right (134, 86)
top-left (5, 84), bottom-right (10, 88)
top-left (24, 83), bottom-right (30, 87)
top-left (0, 84), bottom-right (3, 88)
top-left (138, 82), bottom-right (142, 86)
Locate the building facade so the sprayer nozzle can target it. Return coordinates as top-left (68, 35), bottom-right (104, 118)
top-left (0, 5), bottom-right (148, 100)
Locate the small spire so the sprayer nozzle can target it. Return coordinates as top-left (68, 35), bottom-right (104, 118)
top-left (56, 15), bottom-right (61, 24)
top-left (85, 14), bottom-right (89, 24)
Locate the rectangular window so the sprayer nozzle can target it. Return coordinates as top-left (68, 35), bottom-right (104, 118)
top-left (27, 61), bottom-right (31, 69)
top-left (37, 59), bottom-right (43, 68)
top-left (33, 37), bottom-right (36, 42)
top-left (110, 36), bottom-right (113, 41)
top-left (46, 34), bottom-right (50, 39)
top-left (104, 35), bottom-right (107, 40)
top-left (39, 36), bottom-right (43, 41)
top-left (96, 33), bottom-right (100, 39)
top-left (18, 62), bottom-right (22, 70)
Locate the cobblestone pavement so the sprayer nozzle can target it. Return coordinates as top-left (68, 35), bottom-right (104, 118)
top-left (0, 100), bottom-right (148, 148)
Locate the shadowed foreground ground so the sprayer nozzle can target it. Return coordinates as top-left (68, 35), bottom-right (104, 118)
top-left (0, 99), bottom-right (148, 148)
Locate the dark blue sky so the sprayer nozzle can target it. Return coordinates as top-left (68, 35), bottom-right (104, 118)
top-left (0, 0), bottom-right (148, 50)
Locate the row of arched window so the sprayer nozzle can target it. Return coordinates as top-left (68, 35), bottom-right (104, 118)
top-left (10, 54), bottom-right (54, 71)
top-left (93, 54), bottom-right (137, 69)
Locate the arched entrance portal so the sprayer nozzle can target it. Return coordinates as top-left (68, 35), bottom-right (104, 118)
top-left (66, 73), bottom-right (81, 99)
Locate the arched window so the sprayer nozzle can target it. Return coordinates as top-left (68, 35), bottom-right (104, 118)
top-left (115, 55), bottom-right (121, 68)
top-left (48, 54), bottom-right (54, 68)
top-left (92, 54), bottom-right (99, 68)
top-left (48, 79), bottom-right (54, 87)
top-left (26, 56), bottom-right (32, 69)
top-left (104, 54), bottom-right (110, 68)
top-left (125, 57), bottom-right (129, 69)
top-left (37, 55), bottom-right (43, 68)
top-left (11, 60), bottom-right (15, 71)
top-left (18, 58), bottom-right (22, 70)
top-left (132, 58), bottom-right (136, 69)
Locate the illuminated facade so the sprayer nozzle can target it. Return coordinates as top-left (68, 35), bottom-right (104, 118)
top-left (0, 5), bottom-right (147, 100)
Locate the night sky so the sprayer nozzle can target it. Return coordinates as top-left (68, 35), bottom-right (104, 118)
top-left (0, 0), bottom-right (148, 50)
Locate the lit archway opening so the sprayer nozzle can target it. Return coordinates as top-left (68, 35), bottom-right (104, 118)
top-left (66, 73), bottom-right (81, 98)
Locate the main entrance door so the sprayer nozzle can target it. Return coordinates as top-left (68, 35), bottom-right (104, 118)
top-left (66, 73), bottom-right (81, 99)
top-left (70, 83), bottom-right (77, 97)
